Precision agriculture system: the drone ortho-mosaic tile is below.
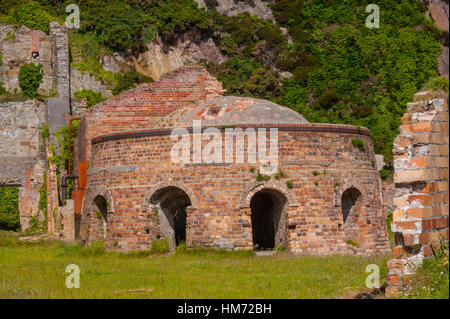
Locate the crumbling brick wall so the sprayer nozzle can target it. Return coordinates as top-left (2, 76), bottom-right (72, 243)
top-left (386, 91), bottom-right (449, 295)
top-left (0, 100), bottom-right (47, 230)
top-left (1, 26), bottom-right (53, 95)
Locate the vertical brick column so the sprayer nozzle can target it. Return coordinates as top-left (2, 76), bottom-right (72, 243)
top-left (18, 167), bottom-right (40, 231)
top-left (46, 144), bottom-right (60, 233)
top-left (386, 91), bottom-right (449, 296)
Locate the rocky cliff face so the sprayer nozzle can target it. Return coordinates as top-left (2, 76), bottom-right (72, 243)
top-left (194, 0), bottom-right (275, 21)
top-left (113, 29), bottom-right (225, 81)
top-left (426, 0), bottom-right (449, 77)
top-left (109, 1), bottom-right (277, 81)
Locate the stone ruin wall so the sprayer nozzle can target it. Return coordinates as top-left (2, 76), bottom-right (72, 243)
top-left (0, 22), bottom-right (72, 232)
top-left (1, 26), bottom-right (53, 95)
top-left (386, 91), bottom-right (449, 296)
top-left (0, 100), bottom-right (47, 230)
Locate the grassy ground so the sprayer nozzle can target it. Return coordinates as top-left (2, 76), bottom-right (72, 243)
top-left (0, 231), bottom-right (391, 299)
top-left (397, 240), bottom-right (449, 299)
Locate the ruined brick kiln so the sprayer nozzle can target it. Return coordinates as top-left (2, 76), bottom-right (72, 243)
top-left (72, 66), bottom-right (390, 255)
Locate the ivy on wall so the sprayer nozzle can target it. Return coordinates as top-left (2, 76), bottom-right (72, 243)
top-left (0, 187), bottom-right (20, 231)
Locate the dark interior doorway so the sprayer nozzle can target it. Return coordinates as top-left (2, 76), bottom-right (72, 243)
top-left (250, 189), bottom-right (287, 250)
top-left (174, 207), bottom-right (186, 246)
top-left (151, 187), bottom-right (191, 251)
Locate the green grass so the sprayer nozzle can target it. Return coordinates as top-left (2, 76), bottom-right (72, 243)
top-left (397, 239), bottom-right (449, 299)
top-left (0, 231), bottom-right (391, 299)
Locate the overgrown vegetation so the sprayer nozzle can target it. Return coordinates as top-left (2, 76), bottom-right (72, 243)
top-left (398, 238), bottom-right (449, 299)
top-left (47, 120), bottom-right (80, 199)
top-left (0, 188), bottom-right (20, 231)
top-left (150, 238), bottom-right (170, 254)
top-left (352, 138), bottom-right (366, 151)
top-left (112, 71), bottom-right (153, 95)
top-left (385, 211), bottom-right (395, 248)
top-left (2, 1), bottom-right (444, 160)
top-left (1, 1), bottom-right (53, 33)
top-left (18, 62), bottom-right (43, 98)
top-left (74, 89), bottom-right (106, 108)
top-left (0, 0), bottom-right (444, 164)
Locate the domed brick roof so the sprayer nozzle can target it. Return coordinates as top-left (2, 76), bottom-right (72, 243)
top-left (161, 96), bottom-right (308, 128)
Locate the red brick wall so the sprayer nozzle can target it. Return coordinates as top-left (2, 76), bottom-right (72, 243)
top-left (80, 125), bottom-right (390, 255)
top-left (18, 167), bottom-right (40, 231)
top-left (76, 66), bottom-right (225, 165)
top-left (386, 92), bottom-right (449, 296)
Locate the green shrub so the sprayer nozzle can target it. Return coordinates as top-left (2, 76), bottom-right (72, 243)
top-left (399, 238), bottom-right (449, 299)
top-left (352, 139), bottom-right (366, 151)
top-left (0, 81), bottom-right (6, 95)
top-left (346, 239), bottom-right (359, 248)
top-left (74, 89), bottom-right (106, 108)
top-left (0, 187), bottom-right (20, 231)
top-left (422, 77), bottom-right (449, 92)
top-left (7, 1), bottom-right (52, 33)
top-left (379, 168), bottom-right (393, 181)
top-left (18, 63), bottom-right (43, 98)
top-left (176, 241), bottom-right (188, 253)
top-left (112, 71), bottom-right (153, 95)
top-left (385, 211), bottom-right (395, 248)
top-left (286, 180), bottom-right (293, 189)
top-left (151, 238), bottom-right (170, 254)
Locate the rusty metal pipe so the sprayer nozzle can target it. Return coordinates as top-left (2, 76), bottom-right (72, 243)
top-left (61, 174), bottom-right (77, 202)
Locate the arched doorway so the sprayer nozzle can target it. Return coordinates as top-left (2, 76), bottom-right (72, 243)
top-left (81, 195), bottom-right (108, 243)
top-left (341, 187), bottom-right (363, 246)
top-left (250, 188), bottom-right (287, 250)
top-left (150, 187), bottom-right (191, 251)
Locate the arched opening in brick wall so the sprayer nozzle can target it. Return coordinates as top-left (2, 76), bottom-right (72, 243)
top-left (341, 187), bottom-right (363, 246)
top-left (0, 186), bottom-right (20, 231)
top-left (81, 195), bottom-right (108, 243)
top-left (150, 187), bottom-right (191, 252)
top-left (250, 189), bottom-right (287, 250)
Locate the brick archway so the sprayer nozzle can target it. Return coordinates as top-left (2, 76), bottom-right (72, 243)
top-left (79, 186), bottom-right (114, 242)
top-left (239, 181), bottom-right (299, 209)
top-left (142, 181), bottom-right (198, 212)
top-left (333, 180), bottom-right (366, 207)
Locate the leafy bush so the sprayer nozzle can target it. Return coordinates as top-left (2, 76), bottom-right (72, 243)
top-left (385, 211), bottom-right (395, 248)
top-left (74, 89), bottom-right (106, 108)
top-left (7, 1), bottom-right (52, 33)
top-left (379, 168), bottom-right (393, 182)
top-left (352, 139), bottom-right (366, 151)
top-left (112, 71), bottom-right (153, 95)
top-left (18, 63), bottom-right (43, 98)
top-left (399, 238), bottom-right (449, 299)
top-left (422, 77), bottom-right (449, 92)
top-left (346, 239), bottom-right (359, 248)
top-left (0, 187), bottom-right (20, 231)
top-left (0, 81), bottom-right (6, 95)
top-left (150, 238), bottom-right (169, 254)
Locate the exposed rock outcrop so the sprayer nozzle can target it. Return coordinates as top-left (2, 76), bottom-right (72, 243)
top-left (118, 31), bottom-right (225, 81)
top-left (194, 0), bottom-right (275, 21)
top-left (426, 0), bottom-right (449, 77)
